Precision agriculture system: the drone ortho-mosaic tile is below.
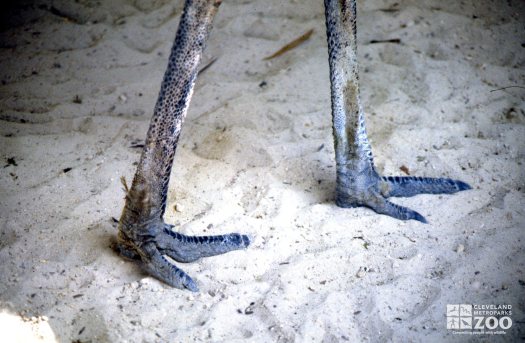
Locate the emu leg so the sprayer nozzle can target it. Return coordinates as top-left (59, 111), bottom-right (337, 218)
top-left (117, 0), bottom-right (249, 292)
top-left (324, 0), bottom-right (470, 223)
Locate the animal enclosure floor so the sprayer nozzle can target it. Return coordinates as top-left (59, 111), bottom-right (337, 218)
top-left (0, 0), bottom-right (524, 342)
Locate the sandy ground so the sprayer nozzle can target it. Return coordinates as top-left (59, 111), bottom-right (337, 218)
top-left (0, 0), bottom-right (524, 342)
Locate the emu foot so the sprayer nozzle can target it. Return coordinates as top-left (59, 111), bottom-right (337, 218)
top-left (336, 170), bottom-right (471, 223)
top-left (116, 223), bottom-right (250, 292)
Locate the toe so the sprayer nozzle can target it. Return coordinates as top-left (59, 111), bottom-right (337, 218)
top-left (455, 180), bottom-right (472, 191)
top-left (182, 275), bottom-right (199, 292)
top-left (160, 228), bottom-right (251, 262)
top-left (383, 176), bottom-right (472, 197)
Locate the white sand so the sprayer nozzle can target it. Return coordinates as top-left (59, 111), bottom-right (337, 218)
top-left (0, 0), bottom-right (524, 342)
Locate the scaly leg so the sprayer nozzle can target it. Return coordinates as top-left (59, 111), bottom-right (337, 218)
top-left (324, 0), bottom-right (470, 223)
top-left (117, 0), bottom-right (249, 292)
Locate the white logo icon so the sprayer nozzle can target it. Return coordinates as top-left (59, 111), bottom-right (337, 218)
top-left (447, 304), bottom-right (472, 329)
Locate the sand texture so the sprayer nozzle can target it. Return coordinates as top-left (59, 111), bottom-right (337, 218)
top-left (0, 0), bottom-right (524, 342)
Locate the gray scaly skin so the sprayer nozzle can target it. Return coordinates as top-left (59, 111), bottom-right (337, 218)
top-left (117, 0), bottom-right (471, 291)
top-left (117, 0), bottom-right (249, 292)
top-left (324, 0), bottom-right (470, 223)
